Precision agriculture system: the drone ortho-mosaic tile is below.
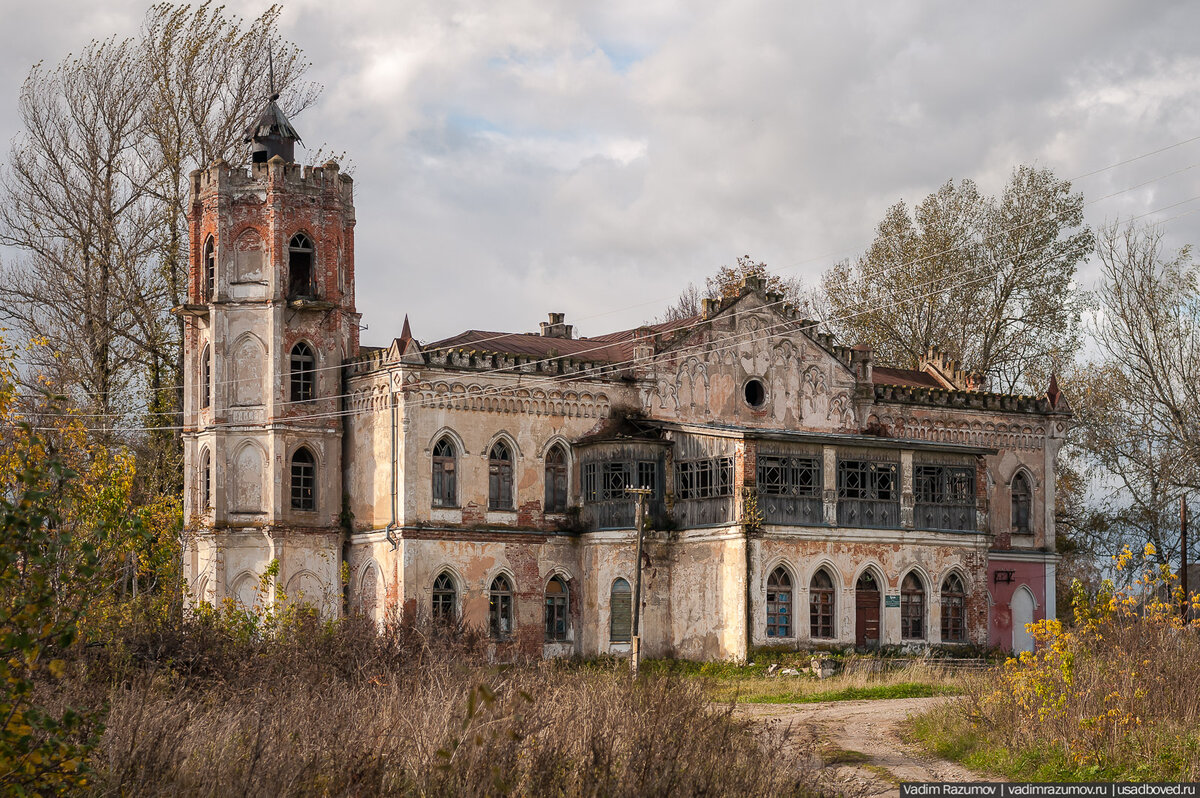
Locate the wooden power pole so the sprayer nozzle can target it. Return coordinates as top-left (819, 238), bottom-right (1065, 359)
top-left (626, 487), bottom-right (652, 677)
top-left (1182, 497), bottom-right (1190, 621)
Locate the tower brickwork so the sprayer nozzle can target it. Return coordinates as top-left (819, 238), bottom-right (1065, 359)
top-left (181, 104), bottom-right (358, 615)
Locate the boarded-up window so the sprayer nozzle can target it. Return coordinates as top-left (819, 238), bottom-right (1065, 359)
top-left (610, 578), bottom-right (632, 642)
top-left (489, 440), bottom-right (514, 510)
top-left (231, 335), bottom-right (265, 406)
top-left (231, 443), bottom-right (264, 513)
top-left (234, 228), bottom-right (264, 282)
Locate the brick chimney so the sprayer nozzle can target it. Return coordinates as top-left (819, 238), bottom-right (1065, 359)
top-left (539, 312), bottom-right (574, 339)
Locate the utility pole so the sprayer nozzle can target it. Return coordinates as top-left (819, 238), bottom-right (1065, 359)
top-left (626, 487), bottom-right (652, 678)
top-left (1182, 497), bottom-right (1190, 621)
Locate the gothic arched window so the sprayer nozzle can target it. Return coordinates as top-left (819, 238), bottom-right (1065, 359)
top-left (290, 342), bottom-right (315, 402)
top-left (432, 437), bottom-right (457, 507)
top-left (901, 572), bottom-right (926, 640)
top-left (433, 571), bottom-right (456, 622)
top-left (288, 233), bottom-right (315, 299)
top-left (766, 566), bottom-right (792, 637)
top-left (810, 568), bottom-right (835, 639)
top-left (489, 440), bottom-right (514, 511)
top-left (544, 576), bottom-right (569, 641)
top-left (610, 577), bottom-right (632, 643)
top-left (201, 345), bottom-right (211, 409)
top-left (544, 443), bottom-right (568, 513)
top-left (203, 235), bottom-right (216, 301)
top-left (200, 447), bottom-right (212, 510)
top-left (941, 573), bottom-right (966, 643)
top-left (1011, 472), bottom-right (1033, 535)
top-left (290, 446), bottom-right (316, 511)
top-left (489, 574), bottom-right (514, 639)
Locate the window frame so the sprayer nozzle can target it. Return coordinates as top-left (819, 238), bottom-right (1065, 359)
top-left (940, 573), bottom-right (966, 643)
top-left (544, 443), bottom-right (569, 514)
top-left (488, 439), bottom-right (515, 511)
top-left (203, 235), bottom-right (216, 301)
top-left (1011, 471), bottom-right (1033, 535)
top-left (810, 568), bottom-right (836, 639)
top-left (544, 575), bottom-right (570, 642)
top-left (766, 566), bottom-right (793, 638)
top-left (432, 571), bottom-right (457, 623)
top-left (201, 345), bottom-right (212, 409)
top-left (675, 456), bottom-right (735, 500)
top-left (200, 447), bottom-right (212, 510)
top-left (290, 446), bottom-right (316, 512)
top-left (287, 232), bottom-right (316, 299)
top-left (900, 572), bottom-right (926, 640)
top-left (489, 574), bottom-right (514, 639)
top-left (431, 437), bottom-right (458, 508)
top-left (609, 577), bottom-right (632, 643)
top-left (289, 341), bottom-right (316, 403)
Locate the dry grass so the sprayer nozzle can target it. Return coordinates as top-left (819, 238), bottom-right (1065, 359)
top-left (44, 613), bottom-right (827, 797)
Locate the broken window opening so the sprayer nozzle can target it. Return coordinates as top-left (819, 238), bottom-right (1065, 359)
top-left (203, 236), bottom-right (216, 301)
top-left (201, 345), bottom-right (212, 409)
top-left (544, 576), bottom-right (569, 642)
top-left (489, 574), bottom-right (514, 639)
top-left (1011, 472), bottom-right (1032, 535)
top-left (287, 233), bottom-right (316, 299)
top-left (544, 443), bottom-right (568, 513)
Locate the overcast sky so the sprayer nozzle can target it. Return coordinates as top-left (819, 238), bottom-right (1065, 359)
top-left (3, 0), bottom-right (1200, 347)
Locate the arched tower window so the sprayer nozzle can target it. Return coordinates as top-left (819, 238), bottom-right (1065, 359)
top-left (203, 236), bottom-right (216, 301)
top-left (290, 446), bottom-right (316, 511)
top-left (544, 443), bottom-right (568, 513)
top-left (901, 572), bottom-right (926, 640)
top-left (201, 345), bottom-right (211, 409)
top-left (766, 566), bottom-right (792, 637)
top-left (432, 571), bottom-right (457, 622)
top-left (941, 573), bottom-right (966, 643)
top-left (200, 448), bottom-right (211, 510)
top-left (544, 576), bottom-right (569, 641)
top-left (810, 568), bottom-right (835, 639)
top-left (1011, 472), bottom-right (1032, 535)
top-left (610, 578), bottom-right (632, 643)
top-left (489, 574), bottom-right (514, 639)
top-left (288, 233), bottom-right (315, 299)
top-left (432, 438), bottom-right (457, 507)
top-left (290, 342), bottom-right (315, 402)
top-left (489, 440), bottom-right (514, 511)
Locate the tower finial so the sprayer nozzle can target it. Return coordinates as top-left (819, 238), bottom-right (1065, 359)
top-left (268, 50), bottom-right (278, 101)
top-left (245, 50), bottom-right (300, 164)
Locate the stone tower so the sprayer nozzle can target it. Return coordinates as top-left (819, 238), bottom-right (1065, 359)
top-left (180, 96), bottom-right (359, 615)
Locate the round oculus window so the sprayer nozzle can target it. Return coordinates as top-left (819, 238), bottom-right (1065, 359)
top-left (744, 378), bottom-right (766, 408)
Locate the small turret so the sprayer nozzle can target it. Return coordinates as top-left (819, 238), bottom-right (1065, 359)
top-left (245, 94), bottom-right (301, 164)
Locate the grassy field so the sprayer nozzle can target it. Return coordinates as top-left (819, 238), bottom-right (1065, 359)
top-left (646, 656), bottom-right (967, 704)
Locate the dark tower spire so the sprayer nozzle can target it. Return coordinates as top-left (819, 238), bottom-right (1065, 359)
top-left (245, 53), bottom-right (302, 164)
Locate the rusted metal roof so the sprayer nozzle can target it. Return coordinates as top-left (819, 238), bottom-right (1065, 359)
top-left (871, 366), bottom-right (942, 388)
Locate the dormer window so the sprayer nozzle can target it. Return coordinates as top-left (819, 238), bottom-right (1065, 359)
top-left (288, 233), bottom-right (315, 299)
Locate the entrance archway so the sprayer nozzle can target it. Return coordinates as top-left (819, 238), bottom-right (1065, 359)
top-left (855, 570), bottom-right (881, 648)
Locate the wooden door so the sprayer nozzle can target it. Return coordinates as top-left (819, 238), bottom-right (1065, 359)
top-left (856, 589), bottom-right (880, 648)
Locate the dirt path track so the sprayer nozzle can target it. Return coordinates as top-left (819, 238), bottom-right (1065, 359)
top-left (736, 697), bottom-right (998, 797)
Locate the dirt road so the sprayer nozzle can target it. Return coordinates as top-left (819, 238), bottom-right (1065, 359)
top-left (736, 697), bottom-right (997, 797)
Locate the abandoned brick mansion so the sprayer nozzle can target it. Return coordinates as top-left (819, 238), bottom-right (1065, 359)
top-left (180, 98), bottom-right (1068, 659)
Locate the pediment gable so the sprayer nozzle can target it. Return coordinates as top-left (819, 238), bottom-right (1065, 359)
top-left (639, 289), bottom-right (863, 431)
